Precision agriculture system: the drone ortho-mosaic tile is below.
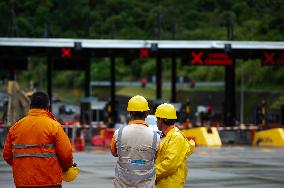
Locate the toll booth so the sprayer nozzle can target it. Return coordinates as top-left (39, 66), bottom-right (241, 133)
top-left (80, 97), bottom-right (107, 127)
top-left (269, 108), bottom-right (281, 128)
top-left (281, 105), bottom-right (284, 126)
top-left (80, 97), bottom-right (107, 143)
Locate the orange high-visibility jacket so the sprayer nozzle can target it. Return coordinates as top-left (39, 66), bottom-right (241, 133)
top-left (3, 109), bottom-right (73, 187)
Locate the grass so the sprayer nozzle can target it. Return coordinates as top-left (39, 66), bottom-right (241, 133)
top-left (116, 85), bottom-right (224, 100)
top-left (271, 95), bottom-right (284, 109)
top-left (238, 83), bottom-right (284, 93)
top-left (53, 88), bottom-right (84, 104)
top-left (116, 86), bottom-right (160, 99)
top-left (1, 81), bottom-right (283, 111)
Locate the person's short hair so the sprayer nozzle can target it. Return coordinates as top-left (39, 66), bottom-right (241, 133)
top-left (157, 117), bottom-right (176, 126)
top-left (164, 119), bottom-right (176, 126)
top-left (30, 91), bottom-right (50, 109)
top-left (130, 111), bottom-right (147, 120)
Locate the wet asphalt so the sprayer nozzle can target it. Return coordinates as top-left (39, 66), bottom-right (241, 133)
top-left (1, 146), bottom-right (284, 188)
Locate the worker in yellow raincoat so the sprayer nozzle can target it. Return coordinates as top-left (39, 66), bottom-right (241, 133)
top-left (155, 103), bottom-right (195, 188)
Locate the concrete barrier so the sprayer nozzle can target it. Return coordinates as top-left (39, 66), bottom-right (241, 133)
top-left (181, 127), bottom-right (222, 146)
top-left (253, 128), bottom-right (284, 147)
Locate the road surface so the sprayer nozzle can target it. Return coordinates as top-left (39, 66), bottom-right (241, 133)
top-left (1, 146), bottom-right (284, 188)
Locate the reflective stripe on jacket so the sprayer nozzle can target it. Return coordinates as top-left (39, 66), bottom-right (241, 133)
top-left (156, 127), bottom-right (195, 188)
top-left (113, 120), bottom-right (160, 188)
top-left (12, 143), bottom-right (56, 158)
top-left (3, 109), bottom-right (73, 187)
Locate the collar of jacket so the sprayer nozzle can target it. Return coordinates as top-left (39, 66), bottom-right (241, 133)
top-left (163, 125), bottom-right (175, 136)
top-left (28, 108), bottom-right (57, 121)
top-left (129, 120), bottom-right (149, 127)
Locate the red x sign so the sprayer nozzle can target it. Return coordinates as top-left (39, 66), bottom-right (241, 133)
top-left (191, 51), bottom-right (203, 64)
top-left (140, 49), bottom-right (149, 58)
top-left (263, 52), bottom-right (275, 65)
top-left (61, 48), bottom-right (72, 58)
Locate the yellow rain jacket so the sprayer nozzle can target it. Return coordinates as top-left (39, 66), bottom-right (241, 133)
top-left (156, 126), bottom-right (195, 188)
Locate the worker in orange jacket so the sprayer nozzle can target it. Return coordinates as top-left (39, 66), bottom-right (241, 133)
top-left (3, 91), bottom-right (73, 188)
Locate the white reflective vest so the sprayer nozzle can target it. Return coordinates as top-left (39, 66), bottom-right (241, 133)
top-left (114, 123), bottom-right (160, 188)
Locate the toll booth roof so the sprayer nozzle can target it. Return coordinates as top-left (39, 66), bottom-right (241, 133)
top-left (152, 99), bottom-right (182, 112)
top-left (80, 97), bottom-right (107, 110)
top-left (80, 97), bottom-right (98, 103)
top-left (1, 38), bottom-right (284, 50)
top-left (90, 102), bottom-right (107, 110)
top-left (172, 103), bottom-right (182, 112)
top-left (153, 99), bottom-right (170, 105)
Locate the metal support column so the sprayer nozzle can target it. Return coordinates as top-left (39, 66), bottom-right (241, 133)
top-left (224, 63), bottom-right (236, 126)
top-left (84, 58), bottom-right (91, 97)
top-left (156, 53), bottom-right (162, 99)
top-left (110, 55), bottom-right (116, 127)
top-left (9, 70), bottom-right (16, 81)
top-left (171, 53), bottom-right (177, 103)
top-left (47, 56), bottom-right (52, 112)
top-left (224, 17), bottom-right (236, 126)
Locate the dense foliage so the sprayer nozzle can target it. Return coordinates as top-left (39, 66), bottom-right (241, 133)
top-left (0, 0), bottom-right (284, 90)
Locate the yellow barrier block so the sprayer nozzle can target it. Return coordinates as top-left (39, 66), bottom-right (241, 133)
top-left (253, 128), bottom-right (284, 147)
top-left (181, 127), bottom-right (222, 146)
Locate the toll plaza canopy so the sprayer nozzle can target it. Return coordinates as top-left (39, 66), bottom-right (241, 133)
top-left (1, 37), bottom-right (284, 48)
top-left (1, 38), bottom-right (284, 67)
top-left (1, 38), bottom-right (284, 66)
top-left (1, 38), bottom-right (284, 52)
top-left (1, 38), bottom-right (284, 126)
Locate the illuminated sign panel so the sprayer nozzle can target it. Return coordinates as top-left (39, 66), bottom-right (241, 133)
top-left (53, 48), bottom-right (87, 70)
top-left (261, 52), bottom-right (284, 66)
top-left (140, 48), bottom-right (149, 58)
top-left (184, 51), bottom-right (233, 66)
top-left (61, 48), bottom-right (72, 58)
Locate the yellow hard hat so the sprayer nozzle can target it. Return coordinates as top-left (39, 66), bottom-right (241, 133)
top-left (127, 95), bottom-right (150, 112)
top-left (63, 164), bottom-right (79, 182)
top-left (155, 103), bottom-right (177, 119)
